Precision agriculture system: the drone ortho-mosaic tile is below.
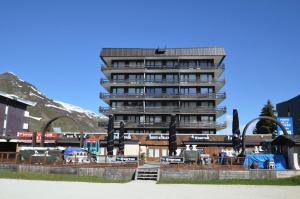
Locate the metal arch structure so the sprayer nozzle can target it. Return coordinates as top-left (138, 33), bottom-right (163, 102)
top-left (240, 116), bottom-right (288, 155)
top-left (40, 115), bottom-right (81, 147)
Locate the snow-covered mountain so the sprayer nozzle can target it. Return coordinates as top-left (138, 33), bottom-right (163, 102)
top-left (0, 72), bottom-right (107, 132)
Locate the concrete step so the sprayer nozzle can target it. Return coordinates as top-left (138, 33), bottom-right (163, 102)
top-left (135, 167), bottom-right (160, 181)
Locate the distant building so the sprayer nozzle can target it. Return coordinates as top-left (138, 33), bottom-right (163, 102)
top-left (277, 95), bottom-right (300, 135)
top-left (0, 91), bottom-right (36, 137)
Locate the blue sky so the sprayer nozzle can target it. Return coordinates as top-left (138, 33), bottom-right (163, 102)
top-left (1, 0), bottom-right (300, 133)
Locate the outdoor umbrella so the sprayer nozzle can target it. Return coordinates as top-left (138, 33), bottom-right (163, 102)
top-left (232, 109), bottom-right (241, 152)
top-left (107, 114), bottom-right (114, 157)
top-left (119, 121), bottom-right (125, 156)
top-left (169, 114), bottom-right (177, 156)
top-left (32, 131), bottom-right (37, 147)
top-left (79, 131), bottom-right (84, 148)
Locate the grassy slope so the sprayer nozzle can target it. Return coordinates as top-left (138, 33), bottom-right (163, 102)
top-left (158, 176), bottom-right (300, 186)
top-left (0, 169), bottom-right (129, 183)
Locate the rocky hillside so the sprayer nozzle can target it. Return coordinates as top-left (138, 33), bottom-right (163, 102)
top-left (0, 72), bottom-right (107, 132)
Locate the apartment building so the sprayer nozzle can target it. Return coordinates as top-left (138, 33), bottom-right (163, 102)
top-left (99, 47), bottom-right (227, 158)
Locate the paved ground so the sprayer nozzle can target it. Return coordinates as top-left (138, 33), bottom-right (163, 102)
top-left (0, 179), bottom-right (300, 199)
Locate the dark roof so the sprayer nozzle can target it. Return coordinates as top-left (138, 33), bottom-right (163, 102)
top-left (272, 135), bottom-right (300, 146)
top-left (100, 47), bottom-right (225, 58)
top-left (183, 140), bottom-right (267, 147)
top-left (277, 95), bottom-right (300, 106)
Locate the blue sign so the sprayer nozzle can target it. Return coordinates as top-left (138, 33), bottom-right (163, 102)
top-left (277, 117), bottom-right (293, 135)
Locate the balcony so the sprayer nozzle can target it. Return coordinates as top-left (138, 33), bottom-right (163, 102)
top-left (99, 92), bottom-right (226, 104)
top-left (109, 121), bottom-right (227, 130)
top-left (99, 106), bottom-right (226, 117)
top-left (100, 79), bottom-right (225, 92)
top-left (101, 63), bottom-right (225, 77)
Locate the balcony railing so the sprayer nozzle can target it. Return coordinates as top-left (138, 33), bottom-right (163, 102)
top-left (109, 121), bottom-right (227, 129)
top-left (99, 92), bottom-right (226, 100)
top-left (99, 106), bottom-right (226, 115)
top-left (101, 63), bottom-right (225, 71)
top-left (100, 78), bottom-right (225, 86)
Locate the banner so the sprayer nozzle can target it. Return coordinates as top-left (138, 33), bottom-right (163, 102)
top-left (277, 117), bottom-right (293, 135)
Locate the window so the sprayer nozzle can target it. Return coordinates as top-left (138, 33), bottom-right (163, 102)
top-left (200, 87), bottom-right (213, 94)
top-left (198, 60), bottom-right (214, 67)
top-left (129, 74), bottom-right (143, 81)
top-left (180, 88), bottom-right (196, 95)
top-left (148, 149), bottom-right (154, 157)
top-left (161, 149), bottom-right (168, 156)
top-left (181, 102), bottom-right (196, 108)
top-left (145, 116), bottom-right (162, 123)
top-left (166, 88), bottom-right (178, 94)
top-left (200, 74), bottom-right (213, 81)
top-left (115, 115), bottom-right (123, 121)
top-left (146, 88), bottom-right (162, 95)
top-left (128, 115), bottom-right (140, 123)
top-left (146, 101), bottom-right (162, 107)
top-left (200, 101), bottom-right (214, 107)
top-left (166, 74), bottom-right (178, 82)
top-left (112, 101), bottom-right (124, 107)
top-left (112, 74), bottom-right (125, 81)
top-left (127, 101), bottom-right (142, 107)
top-left (154, 149), bottom-right (160, 157)
top-left (202, 130), bottom-right (215, 134)
top-left (180, 74), bottom-right (196, 82)
top-left (166, 60), bottom-right (177, 68)
top-left (128, 88), bottom-right (143, 95)
top-left (112, 61), bottom-right (125, 68)
top-left (189, 61), bottom-right (196, 67)
top-left (146, 60), bottom-right (162, 68)
top-left (181, 115), bottom-right (197, 123)
top-left (112, 88), bottom-right (124, 95)
top-left (201, 116), bottom-right (214, 121)
top-left (180, 61), bottom-right (189, 68)
top-left (146, 74), bottom-right (162, 81)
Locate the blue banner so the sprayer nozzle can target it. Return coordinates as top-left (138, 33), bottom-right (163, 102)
top-left (277, 117), bottom-right (293, 135)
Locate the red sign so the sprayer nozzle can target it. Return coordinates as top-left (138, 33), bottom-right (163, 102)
top-left (17, 132), bottom-right (59, 140)
top-left (85, 138), bottom-right (98, 143)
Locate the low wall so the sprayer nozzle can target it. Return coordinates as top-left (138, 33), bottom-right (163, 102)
top-left (160, 169), bottom-right (300, 180)
top-left (0, 164), bottom-right (136, 181)
top-left (2, 163), bottom-right (300, 181)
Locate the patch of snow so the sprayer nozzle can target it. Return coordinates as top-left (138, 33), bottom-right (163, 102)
top-left (29, 92), bottom-right (44, 99)
top-left (7, 71), bottom-right (25, 82)
top-left (45, 104), bottom-right (72, 113)
top-left (54, 101), bottom-right (101, 119)
top-left (29, 85), bottom-right (43, 96)
top-left (7, 72), bottom-right (17, 76)
top-left (27, 115), bottom-right (42, 121)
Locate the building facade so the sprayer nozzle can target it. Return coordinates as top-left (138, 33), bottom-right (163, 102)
top-left (0, 91), bottom-right (36, 137)
top-left (99, 47), bottom-right (226, 138)
top-left (277, 95), bottom-right (300, 135)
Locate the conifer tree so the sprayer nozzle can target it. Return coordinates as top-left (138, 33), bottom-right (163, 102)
top-left (254, 100), bottom-right (277, 134)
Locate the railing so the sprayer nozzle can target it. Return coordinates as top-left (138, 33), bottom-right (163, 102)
top-left (101, 63), bottom-right (225, 71)
top-left (0, 152), bottom-right (138, 167)
top-left (160, 156), bottom-right (246, 170)
top-left (99, 92), bottom-right (226, 100)
top-left (99, 106), bottom-right (226, 114)
top-left (0, 152), bottom-right (247, 170)
top-left (111, 121), bottom-right (227, 129)
top-left (100, 78), bottom-right (225, 85)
